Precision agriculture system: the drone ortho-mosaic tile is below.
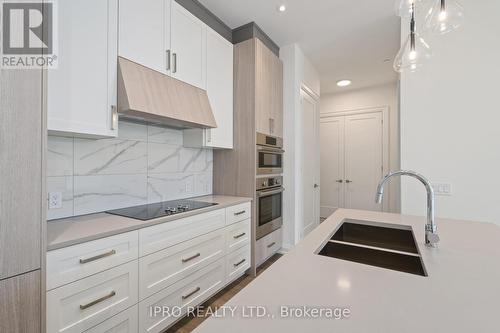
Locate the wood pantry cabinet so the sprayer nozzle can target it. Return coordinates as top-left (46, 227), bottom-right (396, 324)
top-left (255, 38), bottom-right (283, 137)
top-left (0, 28), bottom-right (44, 333)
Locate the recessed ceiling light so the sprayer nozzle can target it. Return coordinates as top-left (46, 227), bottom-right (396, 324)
top-left (277, 4), bottom-right (286, 12)
top-left (337, 80), bottom-right (352, 87)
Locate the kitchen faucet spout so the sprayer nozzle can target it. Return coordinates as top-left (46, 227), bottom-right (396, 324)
top-left (376, 170), bottom-right (439, 247)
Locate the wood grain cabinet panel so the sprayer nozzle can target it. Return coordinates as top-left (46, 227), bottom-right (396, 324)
top-left (254, 39), bottom-right (283, 137)
top-left (0, 68), bottom-right (42, 279)
top-left (0, 271), bottom-right (41, 333)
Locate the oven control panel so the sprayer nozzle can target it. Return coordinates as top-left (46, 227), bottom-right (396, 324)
top-left (256, 176), bottom-right (283, 191)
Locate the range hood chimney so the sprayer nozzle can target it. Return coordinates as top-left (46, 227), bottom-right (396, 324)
top-left (118, 57), bottom-right (217, 129)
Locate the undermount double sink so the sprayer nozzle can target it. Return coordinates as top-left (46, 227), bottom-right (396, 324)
top-left (318, 219), bottom-right (427, 277)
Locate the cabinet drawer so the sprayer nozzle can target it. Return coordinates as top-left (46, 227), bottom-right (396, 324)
top-left (139, 209), bottom-right (225, 257)
top-left (47, 261), bottom-right (139, 333)
top-left (83, 306), bottom-right (138, 333)
top-left (47, 231), bottom-right (139, 290)
top-left (226, 245), bottom-right (250, 284)
top-left (226, 219), bottom-right (251, 253)
top-left (225, 202), bottom-right (251, 226)
top-left (139, 228), bottom-right (225, 300)
top-left (139, 259), bottom-right (225, 333)
top-left (256, 228), bottom-right (282, 267)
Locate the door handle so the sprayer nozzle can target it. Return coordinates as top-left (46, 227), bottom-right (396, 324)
top-left (335, 180), bottom-right (343, 183)
top-left (172, 53), bottom-right (177, 73)
top-left (314, 184), bottom-right (319, 188)
top-left (346, 180), bottom-right (353, 183)
top-left (166, 50), bottom-right (171, 71)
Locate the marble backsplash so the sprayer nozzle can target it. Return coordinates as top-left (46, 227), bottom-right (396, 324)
top-left (47, 121), bottom-right (213, 220)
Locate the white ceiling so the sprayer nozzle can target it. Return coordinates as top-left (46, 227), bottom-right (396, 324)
top-left (199, 0), bottom-right (401, 94)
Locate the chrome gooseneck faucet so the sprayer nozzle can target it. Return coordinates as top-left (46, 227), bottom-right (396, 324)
top-left (375, 170), bottom-right (440, 247)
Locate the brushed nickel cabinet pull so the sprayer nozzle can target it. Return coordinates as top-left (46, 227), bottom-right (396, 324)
top-left (233, 259), bottom-right (246, 267)
top-left (110, 105), bottom-right (118, 130)
top-left (79, 250), bottom-right (116, 264)
top-left (172, 53), bottom-right (177, 73)
top-left (182, 253), bottom-right (201, 263)
top-left (79, 291), bottom-right (116, 310)
top-left (267, 242), bottom-right (276, 248)
top-left (166, 50), bottom-right (171, 71)
top-left (234, 210), bottom-right (246, 216)
top-left (182, 286), bottom-right (201, 300)
top-left (233, 232), bottom-right (246, 239)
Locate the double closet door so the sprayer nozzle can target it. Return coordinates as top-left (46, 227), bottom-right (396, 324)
top-left (320, 111), bottom-right (385, 218)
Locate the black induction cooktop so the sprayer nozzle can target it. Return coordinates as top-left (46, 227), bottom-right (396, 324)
top-left (106, 200), bottom-right (218, 221)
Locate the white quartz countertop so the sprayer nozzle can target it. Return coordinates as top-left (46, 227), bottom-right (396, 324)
top-left (46, 195), bottom-right (252, 251)
top-left (193, 209), bottom-right (500, 333)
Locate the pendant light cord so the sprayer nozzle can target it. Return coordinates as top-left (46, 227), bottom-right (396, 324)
top-left (410, 3), bottom-right (416, 51)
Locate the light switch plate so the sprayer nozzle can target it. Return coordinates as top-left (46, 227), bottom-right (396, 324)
top-left (48, 192), bottom-right (63, 209)
top-left (432, 183), bottom-right (452, 196)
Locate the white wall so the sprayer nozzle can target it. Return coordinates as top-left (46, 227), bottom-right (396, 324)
top-left (280, 44), bottom-right (320, 250)
top-left (400, 0), bottom-right (500, 224)
top-left (321, 83), bottom-right (400, 213)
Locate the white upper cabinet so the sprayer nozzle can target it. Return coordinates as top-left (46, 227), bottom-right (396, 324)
top-left (183, 27), bottom-right (234, 149)
top-left (119, 0), bottom-right (171, 74)
top-left (47, 0), bottom-right (118, 138)
top-left (205, 27), bottom-right (234, 148)
top-left (170, 1), bottom-right (207, 89)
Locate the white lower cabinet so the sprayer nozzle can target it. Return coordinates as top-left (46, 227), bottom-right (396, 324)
top-left (256, 228), bottom-right (282, 267)
top-left (47, 231), bottom-right (139, 290)
top-left (139, 259), bottom-right (225, 333)
top-left (47, 202), bottom-right (252, 333)
top-left (226, 245), bottom-right (251, 284)
top-left (225, 219), bottom-right (251, 253)
top-left (139, 228), bottom-right (225, 300)
top-left (46, 261), bottom-right (139, 333)
top-left (139, 209), bottom-right (225, 257)
top-left (83, 306), bottom-right (138, 333)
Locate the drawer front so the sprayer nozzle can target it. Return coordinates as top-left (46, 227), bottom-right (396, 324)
top-left (226, 244), bottom-right (250, 284)
top-left (225, 202), bottom-right (251, 226)
top-left (47, 261), bottom-right (139, 333)
top-left (139, 259), bottom-right (225, 333)
top-left (256, 228), bottom-right (282, 267)
top-left (47, 231), bottom-right (139, 290)
top-left (83, 306), bottom-right (138, 333)
top-left (139, 228), bottom-right (225, 300)
top-left (139, 209), bottom-right (225, 257)
top-left (225, 219), bottom-right (251, 253)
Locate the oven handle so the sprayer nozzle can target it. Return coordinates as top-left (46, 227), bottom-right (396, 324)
top-left (256, 146), bottom-right (285, 154)
top-left (257, 187), bottom-right (285, 197)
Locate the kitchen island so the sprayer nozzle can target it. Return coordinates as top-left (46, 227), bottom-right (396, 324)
top-left (193, 209), bottom-right (500, 332)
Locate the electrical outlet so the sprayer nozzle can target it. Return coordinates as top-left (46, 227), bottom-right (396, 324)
top-left (48, 192), bottom-right (63, 209)
top-left (432, 183), bottom-right (452, 196)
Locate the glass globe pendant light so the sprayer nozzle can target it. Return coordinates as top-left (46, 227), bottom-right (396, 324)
top-left (394, 3), bottom-right (432, 73)
top-left (425, 0), bottom-right (464, 34)
top-left (395, 0), bottom-right (423, 17)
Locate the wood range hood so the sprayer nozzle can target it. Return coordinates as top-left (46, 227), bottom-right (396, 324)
top-left (118, 57), bottom-right (217, 129)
